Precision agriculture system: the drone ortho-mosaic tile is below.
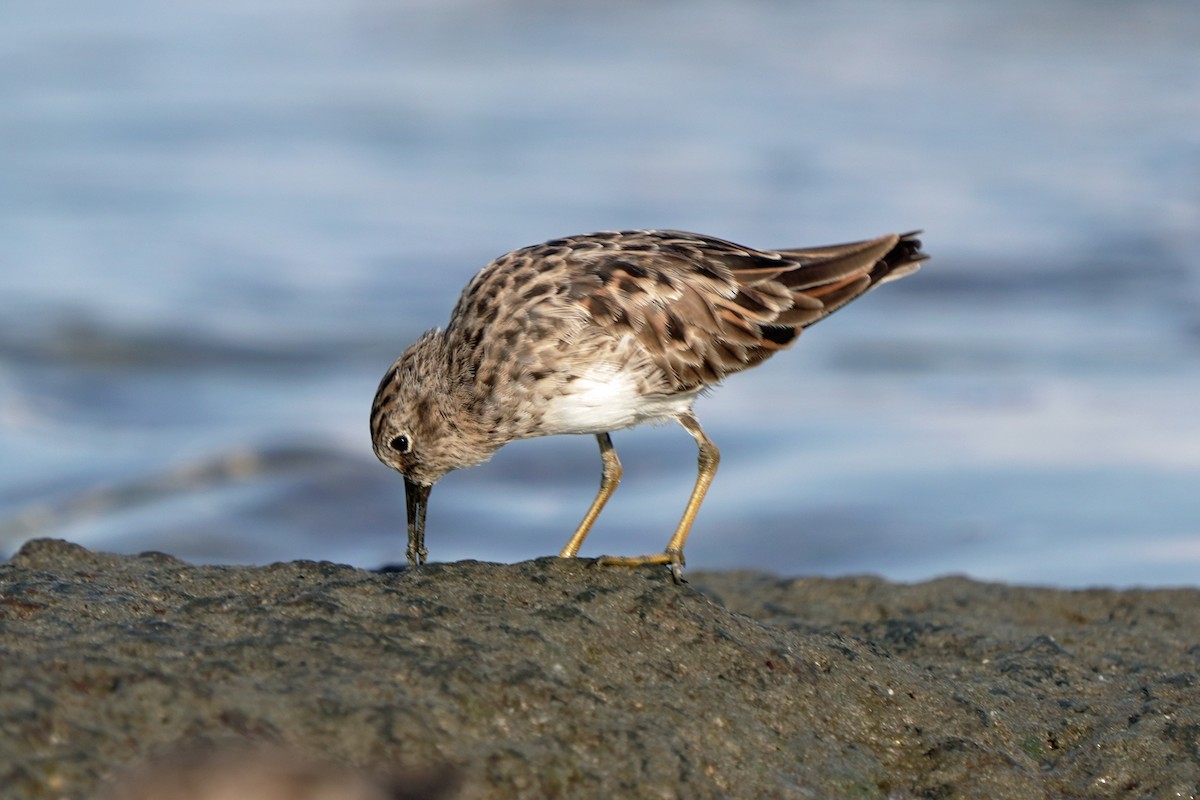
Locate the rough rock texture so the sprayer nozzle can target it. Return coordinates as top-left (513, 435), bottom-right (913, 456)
top-left (1, 539), bottom-right (1198, 799)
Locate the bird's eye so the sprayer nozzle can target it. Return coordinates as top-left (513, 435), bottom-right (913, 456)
top-left (390, 434), bottom-right (412, 454)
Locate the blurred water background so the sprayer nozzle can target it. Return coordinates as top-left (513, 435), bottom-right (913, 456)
top-left (2, 0), bottom-right (1199, 587)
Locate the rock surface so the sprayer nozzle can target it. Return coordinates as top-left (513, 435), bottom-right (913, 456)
top-left (1, 538), bottom-right (1198, 799)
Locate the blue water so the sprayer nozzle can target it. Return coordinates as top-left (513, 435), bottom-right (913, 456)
top-left (3, 0), bottom-right (1199, 587)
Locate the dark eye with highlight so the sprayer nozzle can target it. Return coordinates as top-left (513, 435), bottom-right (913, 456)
top-left (390, 434), bottom-right (412, 454)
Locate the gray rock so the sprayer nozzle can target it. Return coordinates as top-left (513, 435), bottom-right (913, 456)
top-left (1, 539), bottom-right (1197, 798)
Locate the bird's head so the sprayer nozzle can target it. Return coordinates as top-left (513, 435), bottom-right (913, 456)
top-left (370, 329), bottom-right (502, 564)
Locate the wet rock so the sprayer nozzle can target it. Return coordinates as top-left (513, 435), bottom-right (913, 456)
top-left (1, 539), bottom-right (1198, 799)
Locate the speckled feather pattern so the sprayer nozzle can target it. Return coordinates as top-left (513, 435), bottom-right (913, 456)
top-left (370, 229), bottom-right (926, 572)
top-left (372, 229), bottom-right (924, 482)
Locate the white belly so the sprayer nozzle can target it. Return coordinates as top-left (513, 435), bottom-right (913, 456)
top-left (538, 368), bottom-right (697, 436)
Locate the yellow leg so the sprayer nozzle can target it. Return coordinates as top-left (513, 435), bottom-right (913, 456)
top-left (597, 412), bottom-right (719, 582)
top-left (559, 433), bottom-right (622, 558)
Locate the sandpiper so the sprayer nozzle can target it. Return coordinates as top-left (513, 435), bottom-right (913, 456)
top-left (371, 229), bottom-right (927, 580)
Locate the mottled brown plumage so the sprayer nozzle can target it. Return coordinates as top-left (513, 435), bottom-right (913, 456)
top-left (371, 229), bottom-right (927, 579)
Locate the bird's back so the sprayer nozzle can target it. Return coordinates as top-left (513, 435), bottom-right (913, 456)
top-left (447, 230), bottom-right (925, 400)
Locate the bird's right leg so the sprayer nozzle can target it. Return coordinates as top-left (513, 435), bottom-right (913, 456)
top-left (559, 433), bottom-right (622, 558)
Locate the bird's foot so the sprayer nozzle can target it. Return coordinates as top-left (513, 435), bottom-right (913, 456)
top-left (594, 550), bottom-right (686, 584)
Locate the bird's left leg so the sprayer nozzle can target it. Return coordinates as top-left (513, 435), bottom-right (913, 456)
top-left (559, 433), bottom-right (622, 558)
